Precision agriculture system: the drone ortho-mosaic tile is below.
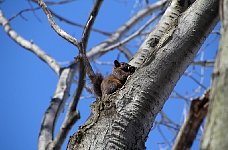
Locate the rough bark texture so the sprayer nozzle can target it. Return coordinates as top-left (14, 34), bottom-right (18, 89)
top-left (200, 0), bottom-right (228, 149)
top-left (173, 90), bottom-right (209, 150)
top-left (67, 0), bottom-right (219, 149)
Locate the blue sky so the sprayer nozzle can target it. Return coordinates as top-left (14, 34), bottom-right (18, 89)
top-left (0, 1), bottom-right (220, 150)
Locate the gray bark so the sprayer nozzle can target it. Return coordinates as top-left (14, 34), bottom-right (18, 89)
top-left (200, 0), bottom-right (228, 149)
top-left (67, 0), bottom-right (219, 149)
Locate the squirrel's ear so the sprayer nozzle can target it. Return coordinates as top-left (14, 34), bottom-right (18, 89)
top-left (114, 60), bottom-right (120, 67)
top-left (129, 66), bottom-right (136, 73)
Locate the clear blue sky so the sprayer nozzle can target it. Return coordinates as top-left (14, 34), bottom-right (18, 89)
top-left (0, 1), bottom-right (220, 150)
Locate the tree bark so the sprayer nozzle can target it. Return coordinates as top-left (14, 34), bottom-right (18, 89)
top-left (200, 0), bottom-right (228, 149)
top-left (67, 0), bottom-right (219, 149)
top-left (173, 90), bottom-right (209, 150)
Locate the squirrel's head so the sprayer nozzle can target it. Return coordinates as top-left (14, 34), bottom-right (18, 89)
top-left (114, 60), bottom-right (135, 74)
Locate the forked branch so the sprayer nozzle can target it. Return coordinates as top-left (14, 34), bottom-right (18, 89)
top-left (38, 0), bottom-right (80, 48)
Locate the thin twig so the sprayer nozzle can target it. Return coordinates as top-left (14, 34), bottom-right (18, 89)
top-left (9, 5), bottom-right (111, 36)
top-left (50, 10), bottom-right (111, 36)
top-left (192, 60), bottom-right (214, 67)
top-left (118, 46), bottom-right (133, 60)
top-left (184, 72), bottom-right (207, 90)
top-left (157, 125), bottom-right (172, 148)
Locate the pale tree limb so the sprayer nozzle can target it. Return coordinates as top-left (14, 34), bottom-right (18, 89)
top-left (129, 0), bottom-right (196, 67)
top-left (86, 0), bottom-right (167, 59)
top-left (38, 0), bottom-right (80, 48)
top-left (38, 66), bottom-right (76, 150)
top-left (102, 11), bottom-right (163, 52)
top-left (172, 90), bottom-right (210, 150)
top-left (0, 10), bottom-right (60, 75)
top-left (50, 59), bottom-right (84, 150)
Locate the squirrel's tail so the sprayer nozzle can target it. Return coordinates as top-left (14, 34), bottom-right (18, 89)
top-left (91, 73), bottom-right (103, 97)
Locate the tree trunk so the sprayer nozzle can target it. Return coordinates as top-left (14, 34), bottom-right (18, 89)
top-left (67, 0), bottom-right (219, 149)
top-left (200, 0), bottom-right (228, 149)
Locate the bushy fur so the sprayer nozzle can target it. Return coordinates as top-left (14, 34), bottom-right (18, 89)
top-left (92, 60), bottom-right (135, 97)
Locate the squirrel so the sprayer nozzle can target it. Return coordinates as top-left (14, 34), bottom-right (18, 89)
top-left (91, 60), bottom-right (136, 97)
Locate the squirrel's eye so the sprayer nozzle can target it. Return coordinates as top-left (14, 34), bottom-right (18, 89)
top-left (122, 66), bottom-right (128, 71)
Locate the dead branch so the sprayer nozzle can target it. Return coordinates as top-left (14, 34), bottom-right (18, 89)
top-left (172, 90), bottom-right (210, 150)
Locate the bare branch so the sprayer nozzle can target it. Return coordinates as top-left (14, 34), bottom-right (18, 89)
top-left (31, 0), bottom-right (75, 5)
top-left (9, 7), bottom-right (40, 21)
top-left (45, 1), bottom-right (103, 148)
top-left (157, 125), bottom-right (172, 148)
top-left (86, 0), bottom-right (167, 59)
top-left (69, 58), bottom-right (86, 112)
top-left (172, 90), bottom-right (210, 150)
top-left (118, 46), bottom-right (133, 61)
top-left (9, 6), bottom-right (111, 36)
top-left (81, 0), bottom-right (103, 51)
top-left (38, 0), bottom-right (80, 48)
top-left (50, 10), bottom-right (111, 36)
top-left (82, 0), bottom-right (103, 50)
top-left (38, 67), bottom-right (76, 150)
top-left (0, 10), bottom-right (60, 75)
top-left (50, 60), bottom-right (83, 150)
top-left (184, 72), bottom-right (207, 90)
top-left (80, 0), bottom-right (103, 89)
top-left (192, 60), bottom-right (214, 67)
top-left (102, 12), bottom-right (163, 52)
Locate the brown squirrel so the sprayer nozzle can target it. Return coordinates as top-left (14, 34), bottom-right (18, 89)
top-left (91, 60), bottom-right (136, 97)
